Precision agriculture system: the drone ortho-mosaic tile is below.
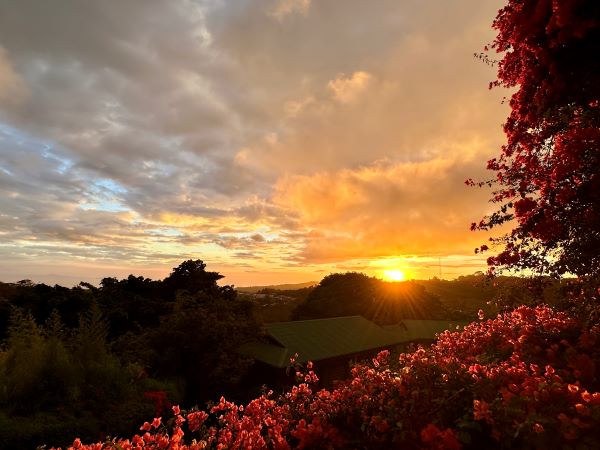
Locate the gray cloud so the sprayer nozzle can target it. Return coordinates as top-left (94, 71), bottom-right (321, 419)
top-left (0, 0), bottom-right (506, 283)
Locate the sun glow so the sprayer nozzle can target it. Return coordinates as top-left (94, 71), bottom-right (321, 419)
top-left (382, 269), bottom-right (406, 282)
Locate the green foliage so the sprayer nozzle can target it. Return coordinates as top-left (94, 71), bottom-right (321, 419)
top-left (8, 283), bottom-right (93, 332)
top-left (0, 264), bottom-right (582, 448)
top-left (420, 274), bottom-right (566, 318)
top-left (97, 275), bottom-right (167, 338)
top-left (141, 292), bottom-right (260, 404)
top-left (0, 411), bottom-right (98, 450)
top-left (0, 260), bottom-right (261, 448)
top-left (239, 287), bottom-right (314, 323)
top-left (556, 275), bottom-right (600, 329)
top-left (255, 286), bottom-right (314, 301)
top-left (0, 310), bottom-right (80, 415)
top-left (0, 308), bottom-right (160, 448)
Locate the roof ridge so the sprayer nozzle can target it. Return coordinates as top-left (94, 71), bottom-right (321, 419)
top-left (267, 315), bottom-right (367, 325)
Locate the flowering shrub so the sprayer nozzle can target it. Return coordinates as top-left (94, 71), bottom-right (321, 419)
top-left (53, 306), bottom-right (600, 449)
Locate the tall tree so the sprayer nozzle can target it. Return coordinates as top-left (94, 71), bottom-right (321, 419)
top-left (470, 0), bottom-right (600, 278)
top-left (163, 259), bottom-right (232, 299)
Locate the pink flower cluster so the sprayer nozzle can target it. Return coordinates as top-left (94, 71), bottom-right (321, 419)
top-left (54, 306), bottom-right (600, 449)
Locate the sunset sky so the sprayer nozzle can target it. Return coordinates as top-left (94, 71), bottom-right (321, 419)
top-left (0, 0), bottom-right (508, 287)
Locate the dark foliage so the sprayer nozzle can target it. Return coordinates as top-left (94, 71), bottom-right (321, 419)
top-left (0, 260), bottom-right (259, 449)
top-left (292, 272), bottom-right (448, 324)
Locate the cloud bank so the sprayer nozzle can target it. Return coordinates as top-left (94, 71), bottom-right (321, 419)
top-left (0, 0), bottom-right (506, 285)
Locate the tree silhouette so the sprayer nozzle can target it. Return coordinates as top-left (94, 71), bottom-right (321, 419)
top-left (163, 259), bottom-right (230, 299)
top-left (293, 272), bottom-right (447, 324)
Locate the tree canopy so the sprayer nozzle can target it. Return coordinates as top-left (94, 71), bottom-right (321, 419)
top-left (470, 0), bottom-right (600, 279)
top-left (292, 272), bottom-right (448, 324)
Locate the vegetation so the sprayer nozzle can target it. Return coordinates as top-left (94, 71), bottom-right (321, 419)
top-left (0, 308), bottom-right (164, 449)
top-left (238, 286), bottom-right (314, 323)
top-left (48, 306), bottom-right (600, 449)
top-left (292, 272), bottom-right (448, 324)
top-left (1, 1), bottom-right (599, 448)
top-left (469, 0), bottom-right (600, 279)
top-left (0, 260), bottom-right (259, 449)
top-left (3, 262), bottom-right (562, 447)
top-left (0, 267), bottom-right (571, 448)
top-left (419, 274), bottom-right (565, 317)
top-left (242, 275), bottom-right (568, 324)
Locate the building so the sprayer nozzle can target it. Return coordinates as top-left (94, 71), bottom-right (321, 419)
top-left (240, 315), bottom-right (465, 387)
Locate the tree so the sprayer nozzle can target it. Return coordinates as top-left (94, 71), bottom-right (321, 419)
top-left (293, 272), bottom-right (447, 324)
top-left (97, 275), bottom-right (165, 338)
top-left (163, 260), bottom-right (231, 299)
top-left (144, 291), bottom-right (259, 404)
top-left (0, 306), bottom-right (173, 449)
top-left (470, 0), bottom-right (600, 279)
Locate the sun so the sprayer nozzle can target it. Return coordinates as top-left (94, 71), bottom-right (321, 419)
top-left (383, 269), bottom-right (406, 282)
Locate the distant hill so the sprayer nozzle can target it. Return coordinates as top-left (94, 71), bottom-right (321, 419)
top-left (237, 281), bottom-right (318, 293)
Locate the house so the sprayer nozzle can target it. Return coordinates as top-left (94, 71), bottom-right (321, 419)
top-left (239, 316), bottom-right (465, 387)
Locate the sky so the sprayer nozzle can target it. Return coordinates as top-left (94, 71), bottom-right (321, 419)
top-left (0, 0), bottom-right (509, 287)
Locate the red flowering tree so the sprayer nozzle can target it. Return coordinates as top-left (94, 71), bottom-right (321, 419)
top-left (470, 0), bottom-right (600, 278)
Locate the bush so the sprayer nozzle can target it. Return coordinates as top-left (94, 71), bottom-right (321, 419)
top-left (53, 305), bottom-right (600, 449)
top-left (0, 310), bottom-right (166, 449)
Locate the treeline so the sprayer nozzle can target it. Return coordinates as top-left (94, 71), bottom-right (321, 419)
top-left (418, 274), bottom-right (566, 316)
top-left (292, 272), bottom-right (449, 324)
top-left (248, 272), bottom-right (567, 324)
top-left (0, 260), bottom-right (260, 449)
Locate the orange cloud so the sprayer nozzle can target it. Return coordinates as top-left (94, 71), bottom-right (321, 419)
top-left (328, 71), bottom-right (372, 104)
top-left (269, 0), bottom-right (311, 20)
top-left (273, 152), bottom-right (496, 263)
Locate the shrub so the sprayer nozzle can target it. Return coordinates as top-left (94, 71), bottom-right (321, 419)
top-left (53, 305), bottom-right (600, 449)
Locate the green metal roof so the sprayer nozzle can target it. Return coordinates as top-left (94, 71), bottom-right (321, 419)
top-left (238, 342), bottom-right (293, 368)
top-left (266, 316), bottom-right (401, 364)
top-left (240, 316), bottom-right (466, 368)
